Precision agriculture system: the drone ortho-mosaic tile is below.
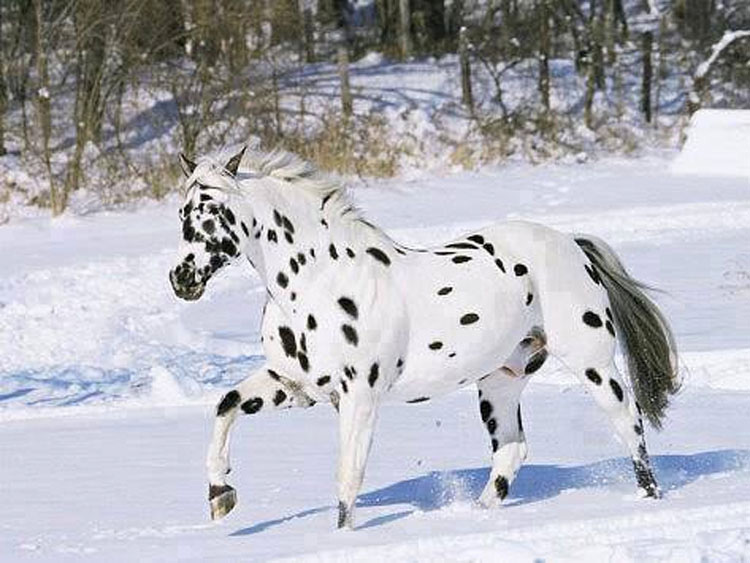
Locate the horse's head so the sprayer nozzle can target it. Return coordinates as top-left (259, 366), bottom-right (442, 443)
top-left (169, 147), bottom-right (246, 301)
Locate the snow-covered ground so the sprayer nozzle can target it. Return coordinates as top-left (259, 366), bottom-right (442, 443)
top-left (1, 153), bottom-right (750, 561)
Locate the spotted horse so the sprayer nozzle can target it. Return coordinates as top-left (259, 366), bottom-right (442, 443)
top-left (168, 146), bottom-right (680, 528)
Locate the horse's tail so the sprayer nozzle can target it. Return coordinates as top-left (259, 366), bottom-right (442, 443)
top-left (574, 235), bottom-right (680, 429)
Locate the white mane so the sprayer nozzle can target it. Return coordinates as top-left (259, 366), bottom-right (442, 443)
top-left (238, 148), bottom-right (364, 224)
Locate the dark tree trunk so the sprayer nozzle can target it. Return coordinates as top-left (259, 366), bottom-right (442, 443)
top-left (459, 26), bottom-right (473, 112)
top-left (538, 0), bottom-right (551, 113)
top-left (641, 30), bottom-right (653, 123)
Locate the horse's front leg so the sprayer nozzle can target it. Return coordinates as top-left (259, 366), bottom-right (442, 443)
top-left (207, 365), bottom-right (316, 520)
top-left (336, 371), bottom-right (380, 530)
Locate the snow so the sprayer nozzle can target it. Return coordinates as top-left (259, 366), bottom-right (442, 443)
top-left (695, 30), bottom-right (750, 80)
top-left (671, 109), bottom-right (750, 179)
top-left (2, 153), bottom-right (750, 560)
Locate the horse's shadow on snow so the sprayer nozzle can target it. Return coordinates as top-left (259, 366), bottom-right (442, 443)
top-left (231, 449), bottom-right (749, 536)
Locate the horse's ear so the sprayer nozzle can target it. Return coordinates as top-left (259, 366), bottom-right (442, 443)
top-left (179, 153), bottom-right (197, 177)
top-left (225, 146), bottom-right (246, 177)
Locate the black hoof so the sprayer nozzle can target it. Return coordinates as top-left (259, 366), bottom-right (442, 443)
top-left (209, 484), bottom-right (237, 520)
top-left (337, 501), bottom-right (351, 529)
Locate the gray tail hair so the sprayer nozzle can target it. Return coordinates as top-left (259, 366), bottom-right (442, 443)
top-left (575, 235), bottom-right (680, 429)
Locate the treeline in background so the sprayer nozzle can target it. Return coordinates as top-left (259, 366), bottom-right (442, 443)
top-left (0, 0), bottom-right (748, 215)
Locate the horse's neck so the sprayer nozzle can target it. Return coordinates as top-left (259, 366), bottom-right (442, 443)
top-left (238, 185), bottom-right (385, 299)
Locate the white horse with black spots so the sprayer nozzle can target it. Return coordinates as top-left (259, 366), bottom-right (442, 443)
top-left (168, 145), bottom-right (679, 529)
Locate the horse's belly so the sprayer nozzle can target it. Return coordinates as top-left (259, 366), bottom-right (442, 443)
top-left (386, 251), bottom-right (534, 402)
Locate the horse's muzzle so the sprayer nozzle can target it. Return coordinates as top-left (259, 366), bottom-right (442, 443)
top-left (169, 267), bottom-right (206, 301)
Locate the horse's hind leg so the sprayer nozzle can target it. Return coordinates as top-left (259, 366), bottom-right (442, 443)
top-left (476, 331), bottom-right (546, 506)
top-left (573, 359), bottom-right (660, 497)
top-left (543, 309), bottom-right (660, 496)
top-left (206, 365), bottom-right (316, 520)
top-left (476, 371), bottom-right (528, 506)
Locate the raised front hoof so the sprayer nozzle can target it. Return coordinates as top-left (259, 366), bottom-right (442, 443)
top-left (209, 484), bottom-right (237, 521)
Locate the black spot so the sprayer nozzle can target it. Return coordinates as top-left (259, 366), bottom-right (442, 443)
top-left (202, 219), bottom-right (215, 234)
top-left (491, 438), bottom-right (499, 452)
top-left (368, 363), bottom-right (379, 387)
top-left (307, 315), bottom-right (317, 330)
top-left (445, 242), bottom-right (478, 250)
top-left (495, 258), bottom-right (506, 273)
top-left (200, 193), bottom-right (212, 202)
top-left (524, 349), bottom-right (548, 375)
top-left (434, 251), bottom-right (456, 256)
top-left (437, 286), bottom-right (453, 296)
top-left (329, 244), bottom-right (339, 260)
top-left (605, 307), bottom-right (613, 320)
top-left (284, 232), bottom-right (294, 244)
top-left (634, 423), bottom-right (644, 435)
top-left (407, 397), bottom-right (430, 404)
top-left (452, 255), bottom-right (472, 264)
top-left (317, 375), bottom-right (331, 386)
top-left (460, 313), bottom-right (479, 325)
top-left (297, 352), bottom-right (310, 372)
top-left (241, 397), bottom-right (263, 414)
top-left (337, 297), bottom-right (358, 319)
top-left (273, 389), bottom-right (287, 406)
top-left (514, 264), bottom-right (528, 276)
top-left (276, 272), bottom-right (289, 288)
top-left (273, 209), bottom-right (283, 226)
top-left (240, 221), bottom-right (249, 236)
top-left (340, 379), bottom-right (348, 393)
top-left (223, 207), bottom-right (236, 225)
top-left (282, 217), bottom-right (295, 234)
top-left (428, 341), bottom-right (443, 350)
top-left (289, 258), bottom-right (299, 274)
top-left (487, 417), bottom-right (497, 434)
top-left (494, 476), bottom-right (509, 499)
top-left (526, 293), bottom-right (533, 306)
top-left (209, 254), bottom-right (225, 271)
top-left (585, 368), bottom-right (602, 385)
top-left (278, 326), bottom-right (297, 357)
top-left (468, 234), bottom-right (485, 245)
top-left (221, 238), bottom-right (237, 256)
top-left (346, 247), bottom-right (356, 258)
top-left (609, 378), bottom-right (624, 402)
top-left (480, 400), bottom-right (493, 422)
top-left (517, 406), bottom-right (524, 432)
top-left (299, 333), bottom-right (307, 352)
top-left (585, 264), bottom-right (601, 285)
top-left (267, 369), bottom-right (281, 381)
top-left (297, 253), bottom-right (307, 266)
top-left (366, 247), bottom-right (391, 266)
top-left (321, 192), bottom-right (334, 209)
top-left (309, 248), bottom-right (315, 258)
top-left (606, 320), bottom-right (616, 337)
top-left (217, 390), bottom-right (240, 416)
top-left (483, 243), bottom-right (495, 255)
top-left (341, 324), bottom-right (358, 346)
top-left (395, 248), bottom-right (406, 255)
top-left (396, 358), bottom-right (404, 368)
top-left (448, 352), bottom-right (456, 358)
top-left (267, 229), bottom-right (278, 243)
top-left (321, 219), bottom-right (329, 229)
top-left (583, 311), bottom-right (603, 328)
top-left (290, 292), bottom-right (297, 301)
top-left (344, 366), bottom-right (355, 380)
